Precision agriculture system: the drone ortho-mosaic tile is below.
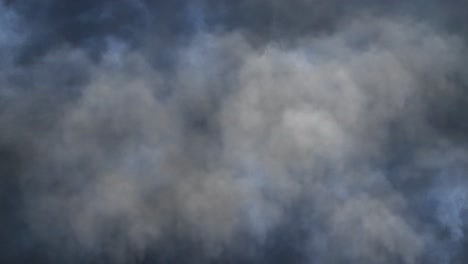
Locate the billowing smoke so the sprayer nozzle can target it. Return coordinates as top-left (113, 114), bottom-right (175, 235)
top-left (1, 1), bottom-right (468, 263)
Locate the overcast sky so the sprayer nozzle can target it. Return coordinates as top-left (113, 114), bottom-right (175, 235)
top-left (1, 1), bottom-right (468, 263)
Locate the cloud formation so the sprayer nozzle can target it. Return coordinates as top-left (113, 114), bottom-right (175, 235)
top-left (1, 1), bottom-right (468, 263)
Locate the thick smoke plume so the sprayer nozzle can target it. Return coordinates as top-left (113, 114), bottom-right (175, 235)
top-left (1, 1), bottom-right (468, 263)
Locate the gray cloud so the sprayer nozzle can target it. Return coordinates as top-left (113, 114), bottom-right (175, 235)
top-left (1, 1), bottom-right (468, 264)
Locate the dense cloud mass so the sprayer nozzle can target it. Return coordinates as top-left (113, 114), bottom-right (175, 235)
top-left (1, 1), bottom-right (468, 263)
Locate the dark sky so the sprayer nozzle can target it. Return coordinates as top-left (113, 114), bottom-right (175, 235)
top-left (1, 1), bottom-right (468, 263)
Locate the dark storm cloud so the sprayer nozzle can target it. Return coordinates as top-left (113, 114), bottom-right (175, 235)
top-left (1, 1), bottom-right (468, 264)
